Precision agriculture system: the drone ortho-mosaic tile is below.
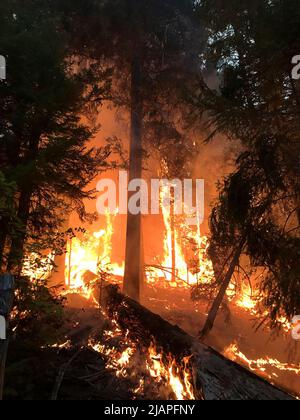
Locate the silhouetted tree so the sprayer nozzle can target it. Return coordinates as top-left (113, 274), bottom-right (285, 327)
top-left (192, 0), bottom-right (300, 336)
top-left (0, 0), bottom-right (112, 274)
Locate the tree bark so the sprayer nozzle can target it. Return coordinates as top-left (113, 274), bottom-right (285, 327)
top-left (170, 194), bottom-right (176, 282)
top-left (200, 238), bottom-right (246, 339)
top-left (7, 188), bottom-right (33, 275)
top-left (123, 56), bottom-right (143, 302)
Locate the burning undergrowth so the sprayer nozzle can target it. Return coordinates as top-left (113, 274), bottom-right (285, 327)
top-left (5, 285), bottom-right (296, 401)
top-left (50, 284), bottom-right (200, 401)
top-left (6, 295), bottom-right (199, 400)
top-left (18, 205), bottom-right (299, 399)
top-left (224, 343), bottom-right (300, 384)
top-left (84, 284), bottom-right (200, 401)
top-left (88, 316), bottom-right (198, 400)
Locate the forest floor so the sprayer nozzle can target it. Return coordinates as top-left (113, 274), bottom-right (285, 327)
top-left (4, 292), bottom-right (189, 400)
top-left (4, 297), bottom-right (135, 400)
top-left (143, 285), bottom-right (300, 397)
top-left (4, 284), bottom-right (300, 400)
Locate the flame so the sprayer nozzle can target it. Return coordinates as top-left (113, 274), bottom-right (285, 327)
top-left (22, 251), bottom-right (55, 281)
top-left (234, 284), bottom-right (258, 313)
top-left (64, 190), bottom-right (215, 293)
top-left (62, 185), bottom-right (266, 320)
top-left (225, 343), bottom-right (300, 379)
top-left (133, 378), bottom-right (145, 395)
top-left (146, 342), bottom-right (195, 400)
top-left (65, 210), bottom-right (124, 297)
top-left (89, 316), bottom-right (136, 379)
top-left (45, 340), bottom-right (71, 349)
top-left (149, 186), bottom-right (215, 288)
top-left (89, 316), bottom-right (196, 400)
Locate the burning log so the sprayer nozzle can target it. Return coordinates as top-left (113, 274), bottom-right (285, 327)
top-left (102, 285), bottom-right (193, 356)
top-left (102, 285), bottom-right (295, 400)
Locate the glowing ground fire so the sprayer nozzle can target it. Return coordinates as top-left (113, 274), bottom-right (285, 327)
top-left (224, 343), bottom-right (300, 380)
top-left (89, 318), bottom-right (197, 400)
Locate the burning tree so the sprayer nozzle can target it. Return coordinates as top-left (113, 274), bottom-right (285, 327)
top-left (63, 0), bottom-right (202, 301)
top-left (191, 0), bottom-right (300, 337)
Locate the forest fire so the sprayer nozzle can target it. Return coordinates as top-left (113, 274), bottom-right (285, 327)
top-left (225, 343), bottom-right (300, 380)
top-left (64, 210), bottom-right (124, 296)
top-left (146, 343), bottom-right (196, 400)
top-left (2, 0), bottom-right (300, 403)
top-left (61, 202), bottom-right (281, 343)
top-left (156, 187), bottom-right (214, 287)
top-left (22, 252), bottom-right (55, 281)
top-left (234, 285), bottom-right (258, 313)
top-left (64, 201), bottom-right (215, 294)
top-left (88, 317), bottom-right (196, 400)
top-left (62, 208), bottom-right (261, 323)
top-left (88, 319), bottom-right (135, 379)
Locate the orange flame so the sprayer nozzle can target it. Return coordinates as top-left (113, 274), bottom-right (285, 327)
top-left (225, 343), bottom-right (300, 379)
top-left (146, 342), bottom-right (195, 400)
top-left (65, 210), bottom-right (124, 296)
top-left (89, 318), bottom-right (196, 400)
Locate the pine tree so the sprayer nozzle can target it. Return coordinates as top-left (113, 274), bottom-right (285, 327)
top-left (0, 0), bottom-right (112, 273)
top-left (192, 0), bottom-right (300, 336)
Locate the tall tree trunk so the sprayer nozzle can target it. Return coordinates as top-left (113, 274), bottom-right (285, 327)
top-left (123, 56), bottom-right (143, 302)
top-left (171, 197), bottom-right (176, 283)
top-left (200, 238), bottom-right (246, 339)
top-left (67, 237), bottom-right (73, 287)
top-left (7, 188), bottom-right (32, 275)
top-left (0, 220), bottom-right (7, 271)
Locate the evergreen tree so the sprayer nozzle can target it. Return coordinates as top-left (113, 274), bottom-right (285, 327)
top-left (192, 0), bottom-right (300, 336)
top-left (0, 0), bottom-right (112, 273)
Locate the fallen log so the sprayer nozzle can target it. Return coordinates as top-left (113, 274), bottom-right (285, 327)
top-left (102, 285), bottom-right (295, 401)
